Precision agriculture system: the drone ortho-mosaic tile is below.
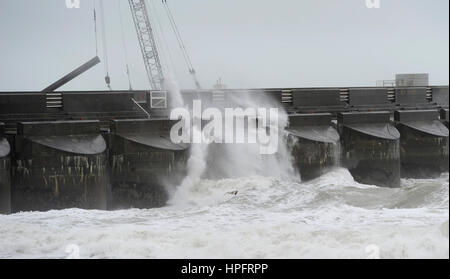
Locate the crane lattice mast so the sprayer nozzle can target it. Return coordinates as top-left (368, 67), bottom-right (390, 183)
top-left (128, 0), bottom-right (164, 90)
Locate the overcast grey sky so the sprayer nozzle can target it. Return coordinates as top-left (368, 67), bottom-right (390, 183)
top-left (0, 0), bottom-right (448, 91)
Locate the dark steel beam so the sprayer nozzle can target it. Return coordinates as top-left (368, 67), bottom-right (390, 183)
top-left (42, 56), bottom-right (101, 92)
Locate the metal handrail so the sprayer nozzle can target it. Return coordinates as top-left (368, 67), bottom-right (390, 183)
top-left (131, 98), bottom-right (151, 119)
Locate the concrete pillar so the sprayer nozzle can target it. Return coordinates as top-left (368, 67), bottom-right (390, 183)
top-left (287, 114), bottom-right (340, 181)
top-left (0, 123), bottom-right (11, 214)
top-left (12, 121), bottom-right (109, 212)
top-left (110, 119), bottom-right (189, 209)
top-left (338, 112), bottom-right (401, 188)
top-left (395, 110), bottom-right (449, 178)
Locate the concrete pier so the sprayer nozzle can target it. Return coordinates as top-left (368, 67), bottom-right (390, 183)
top-left (0, 85), bottom-right (448, 212)
top-left (395, 110), bottom-right (449, 178)
top-left (11, 120), bottom-right (109, 212)
top-left (110, 119), bottom-right (189, 209)
top-left (0, 122), bottom-right (11, 214)
top-left (339, 112), bottom-right (401, 188)
top-left (287, 114), bottom-right (340, 181)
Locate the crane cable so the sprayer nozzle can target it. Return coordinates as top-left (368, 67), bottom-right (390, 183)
top-left (148, 0), bottom-right (178, 79)
top-left (99, 0), bottom-right (112, 90)
top-left (93, 0), bottom-right (98, 56)
top-left (145, 0), bottom-right (169, 77)
top-left (162, 0), bottom-right (191, 71)
top-left (162, 0), bottom-right (201, 89)
top-left (118, 0), bottom-right (133, 90)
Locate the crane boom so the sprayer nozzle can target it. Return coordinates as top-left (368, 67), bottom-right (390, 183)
top-left (128, 0), bottom-right (164, 90)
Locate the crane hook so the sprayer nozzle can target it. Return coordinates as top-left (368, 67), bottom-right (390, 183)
top-left (105, 75), bottom-right (111, 90)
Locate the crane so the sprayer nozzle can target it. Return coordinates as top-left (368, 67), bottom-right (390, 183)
top-left (128, 0), bottom-right (165, 91)
top-left (97, 0), bottom-right (200, 92)
top-left (127, 0), bottom-right (201, 91)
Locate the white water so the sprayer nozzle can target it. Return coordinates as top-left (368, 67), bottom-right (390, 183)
top-left (0, 169), bottom-right (448, 259)
top-left (1, 85), bottom-right (447, 259)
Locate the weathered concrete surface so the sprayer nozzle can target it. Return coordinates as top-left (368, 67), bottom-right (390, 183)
top-left (433, 87), bottom-right (449, 108)
top-left (110, 119), bottom-right (188, 209)
top-left (441, 109), bottom-right (449, 128)
top-left (395, 110), bottom-right (449, 178)
top-left (11, 121), bottom-right (109, 212)
top-left (0, 122), bottom-right (11, 214)
top-left (339, 112), bottom-right (401, 188)
top-left (287, 114), bottom-right (340, 181)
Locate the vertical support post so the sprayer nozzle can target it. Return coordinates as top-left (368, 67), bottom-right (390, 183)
top-left (0, 123), bottom-right (11, 214)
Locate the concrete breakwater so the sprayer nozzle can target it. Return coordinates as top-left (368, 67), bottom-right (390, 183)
top-left (0, 86), bottom-right (448, 213)
top-left (0, 119), bottom-right (189, 214)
